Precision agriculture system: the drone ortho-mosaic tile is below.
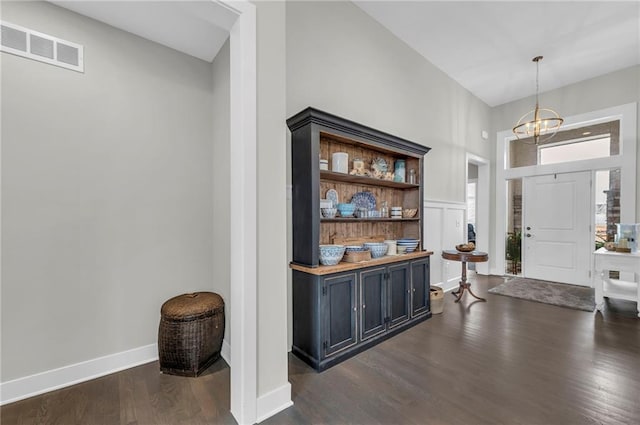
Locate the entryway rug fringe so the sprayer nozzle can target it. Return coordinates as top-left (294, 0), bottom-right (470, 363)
top-left (488, 277), bottom-right (595, 312)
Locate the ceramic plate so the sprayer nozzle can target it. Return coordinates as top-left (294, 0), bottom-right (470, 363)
top-left (326, 189), bottom-right (339, 206)
top-left (351, 191), bottom-right (377, 210)
top-left (371, 157), bottom-right (388, 174)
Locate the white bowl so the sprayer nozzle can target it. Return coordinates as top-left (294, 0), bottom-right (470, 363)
top-left (363, 242), bottom-right (388, 258)
top-left (321, 207), bottom-right (337, 218)
top-left (397, 239), bottom-right (419, 252)
top-left (319, 245), bottom-right (346, 265)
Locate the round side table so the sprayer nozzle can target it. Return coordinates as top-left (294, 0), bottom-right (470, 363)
top-left (442, 250), bottom-right (489, 303)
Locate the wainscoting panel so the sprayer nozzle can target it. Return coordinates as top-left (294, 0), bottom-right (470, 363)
top-left (424, 201), bottom-right (467, 292)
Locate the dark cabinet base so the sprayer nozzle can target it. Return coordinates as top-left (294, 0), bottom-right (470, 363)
top-left (292, 256), bottom-right (431, 372)
top-left (292, 312), bottom-right (430, 372)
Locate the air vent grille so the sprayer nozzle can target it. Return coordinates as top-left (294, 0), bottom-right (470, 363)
top-left (0, 21), bottom-right (83, 72)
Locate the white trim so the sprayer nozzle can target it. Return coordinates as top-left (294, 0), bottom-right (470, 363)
top-left (431, 280), bottom-right (462, 293)
top-left (0, 339), bottom-right (232, 407)
top-left (0, 344), bottom-right (157, 406)
top-left (424, 200), bottom-right (466, 289)
top-left (466, 153), bottom-right (490, 275)
top-left (495, 103), bottom-right (637, 278)
top-left (225, 1), bottom-right (258, 424)
top-left (256, 383), bottom-right (294, 423)
top-left (436, 275), bottom-right (463, 293)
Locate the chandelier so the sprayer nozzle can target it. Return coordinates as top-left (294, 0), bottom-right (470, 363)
top-left (512, 56), bottom-right (563, 145)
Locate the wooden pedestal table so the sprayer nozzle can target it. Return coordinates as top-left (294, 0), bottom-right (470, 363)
top-left (442, 250), bottom-right (489, 303)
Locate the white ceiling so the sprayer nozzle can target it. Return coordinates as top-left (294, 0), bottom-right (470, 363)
top-left (51, 1), bottom-right (235, 62)
top-left (51, 1), bottom-right (639, 107)
top-left (353, 1), bottom-right (640, 107)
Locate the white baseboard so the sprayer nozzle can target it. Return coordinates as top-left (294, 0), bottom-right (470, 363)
top-left (433, 279), bottom-right (460, 293)
top-left (256, 382), bottom-right (293, 423)
top-left (221, 338), bottom-right (231, 365)
top-left (2, 339), bottom-right (233, 406)
top-left (0, 343), bottom-right (158, 406)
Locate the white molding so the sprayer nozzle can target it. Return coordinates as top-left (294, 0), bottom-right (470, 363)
top-left (225, 1), bottom-right (258, 424)
top-left (434, 275), bottom-right (463, 293)
top-left (424, 200), bottom-right (465, 289)
top-left (256, 383), bottom-right (293, 423)
top-left (0, 344), bottom-right (158, 406)
top-left (466, 153), bottom-right (490, 275)
top-left (424, 199), bottom-right (467, 208)
top-left (617, 103), bottom-right (637, 223)
top-left (432, 281), bottom-right (461, 293)
top-left (495, 102), bottom-right (638, 279)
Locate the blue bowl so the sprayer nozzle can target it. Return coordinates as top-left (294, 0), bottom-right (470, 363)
top-left (336, 203), bottom-right (356, 217)
top-left (363, 242), bottom-right (388, 258)
top-left (396, 239), bottom-right (419, 252)
top-left (345, 245), bottom-right (367, 253)
top-left (319, 245), bottom-right (346, 265)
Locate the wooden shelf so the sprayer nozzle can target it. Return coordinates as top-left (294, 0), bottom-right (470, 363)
top-left (320, 170), bottom-right (419, 189)
top-left (321, 217), bottom-right (420, 223)
top-left (290, 250), bottom-right (433, 276)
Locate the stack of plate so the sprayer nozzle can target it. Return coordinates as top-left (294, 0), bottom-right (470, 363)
top-left (396, 238), bottom-right (419, 253)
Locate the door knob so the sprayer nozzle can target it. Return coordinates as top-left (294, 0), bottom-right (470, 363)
top-left (526, 226), bottom-right (531, 230)
top-left (526, 233), bottom-right (532, 238)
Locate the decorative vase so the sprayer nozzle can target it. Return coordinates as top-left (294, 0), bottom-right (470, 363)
top-left (394, 159), bottom-right (405, 182)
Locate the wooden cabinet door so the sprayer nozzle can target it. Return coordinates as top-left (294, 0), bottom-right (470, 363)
top-left (411, 258), bottom-right (430, 317)
top-left (360, 267), bottom-right (387, 341)
top-left (322, 273), bottom-right (358, 357)
top-left (388, 262), bottom-right (410, 328)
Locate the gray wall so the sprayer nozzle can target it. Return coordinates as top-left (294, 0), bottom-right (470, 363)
top-left (286, 1), bottom-right (492, 202)
top-left (254, 0), bottom-right (289, 398)
top-left (211, 39), bottom-right (231, 343)
top-left (1, 2), bottom-right (216, 381)
top-left (468, 163), bottom-right (479, 180)
top-left (285, 0), bottom-right (492, 346)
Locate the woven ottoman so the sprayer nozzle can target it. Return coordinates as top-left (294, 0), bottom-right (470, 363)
top-left (158, 292), bottom-right (224, 377)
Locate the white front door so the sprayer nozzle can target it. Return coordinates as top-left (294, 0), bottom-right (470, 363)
top-left (523, 172), bottom-right (592, 285)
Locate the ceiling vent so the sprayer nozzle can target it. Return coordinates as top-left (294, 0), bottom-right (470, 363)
top-left (0, 21), bottom-right (83, 72)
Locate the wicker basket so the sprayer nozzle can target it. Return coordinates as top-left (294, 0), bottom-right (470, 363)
top-left (343, 250), bottom-right (372, 263)
top-left (430, 286), bottom-right (444, 314)
top-left (456, 244), bottom-right (474, 252)
top-left (158, 292), bottom-right (224, 377)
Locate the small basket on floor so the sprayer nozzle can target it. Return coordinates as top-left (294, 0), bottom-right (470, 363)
top-left (158, 292), bottom-right (225, 377)
top-left (430, 286), bottom-right (444, 314)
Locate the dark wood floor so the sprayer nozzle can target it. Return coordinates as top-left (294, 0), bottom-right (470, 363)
top-left (3, 274), bottom-right (639, 425)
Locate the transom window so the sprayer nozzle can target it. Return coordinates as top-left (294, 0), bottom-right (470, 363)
top-left (508, 120), bottom-right (619, 169)
top-left (539, 135), bottom-right (611, 165)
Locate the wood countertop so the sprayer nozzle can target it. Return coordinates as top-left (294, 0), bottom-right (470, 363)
top-left (290, 250), bottom-right (433, 276)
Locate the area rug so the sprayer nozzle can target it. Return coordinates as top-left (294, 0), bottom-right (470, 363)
top-left (488, 277), bottom-right (595, 312)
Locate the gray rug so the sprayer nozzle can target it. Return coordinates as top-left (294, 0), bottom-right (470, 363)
top-left (489, 277), bottom-right (595, 312)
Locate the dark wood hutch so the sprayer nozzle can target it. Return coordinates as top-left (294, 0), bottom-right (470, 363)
top-left (288, 107), bottom-right (432, 371)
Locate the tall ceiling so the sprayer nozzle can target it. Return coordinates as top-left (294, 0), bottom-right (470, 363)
top-left (353, 1), bottom-right (640, 107)
top-left (52, 1), bottom-right (639, 108)
top-left (51, 1), bottom-right (235, 62)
